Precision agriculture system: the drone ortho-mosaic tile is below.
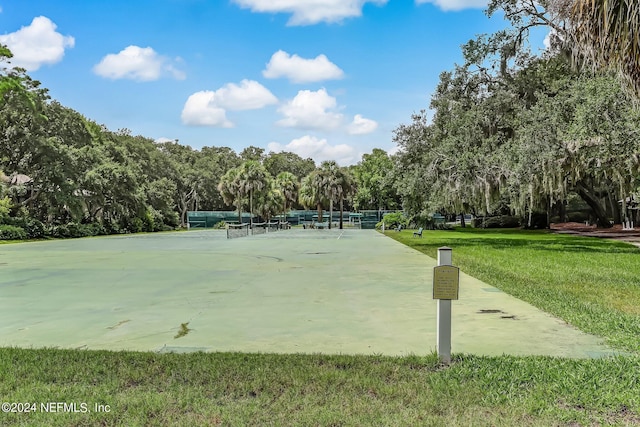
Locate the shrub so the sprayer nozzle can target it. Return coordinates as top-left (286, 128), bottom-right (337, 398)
top-left (566, 211), bottom-right (591, 223)
top-left (48, 224), bottom-right (70, 238)
top-left (473, 215), bottom-right (521, 228)
top-left (524, 213), bottom-right (548, 229)
top-left (377, 212), bottom-right (408, 229)
top-left (146, 209), bottom-right (165, 232)
top-left (103, 220), bottom-right (122, 235)
top-left (24, 218), bottom-right (45, 238)
top-left (434, 223), bottom-right (454, 230)
top-left (47, 222), bottom-right (107, 238)
top-left (0, 197), bottom-right (11, 224)
top-left (214, 220), bottom-right (227, 229)
top-left (6, 216), bottom-right (45, 238)
top-left (163, 211), bottom-right (180, 228)
top-left (129, 217), bottom-right (144, 233)
top-left (0, 224), bottom-right (27, 240)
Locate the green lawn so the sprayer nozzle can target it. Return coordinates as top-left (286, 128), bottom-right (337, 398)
top-left (1, 228), bottom-right (640, 426)
top-left (386, 228), bottom-right (640, 353)
top-left (1, 349), bottom-right (639, 426)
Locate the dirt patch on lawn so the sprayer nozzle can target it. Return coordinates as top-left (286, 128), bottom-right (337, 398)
top-left (550, 222), bottom-right (640, 248)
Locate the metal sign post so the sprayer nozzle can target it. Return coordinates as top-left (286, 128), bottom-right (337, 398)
top-left (433, 247), bottom-right (459, 364)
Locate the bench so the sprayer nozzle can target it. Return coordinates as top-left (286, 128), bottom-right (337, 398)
top-left (413, 227), bottom-right (423, 237)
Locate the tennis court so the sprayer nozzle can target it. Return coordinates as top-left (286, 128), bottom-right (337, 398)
top-left (0, 229), bottom-right (617, 357)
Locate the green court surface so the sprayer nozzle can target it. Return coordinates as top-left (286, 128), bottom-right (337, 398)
top-left (0, 229), bottom-right (616, 358)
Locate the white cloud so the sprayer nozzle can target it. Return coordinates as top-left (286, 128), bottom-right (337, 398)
top-left (181, 80), bottom-right (277, 127)
top-left (263, 50), bottom-right (344, 83)
top-left (214, 79), bottom-right (278, 110)
top-left (387, 145), bottom-right (401, 156)
top-left (0, 16), bottom-right (74, 71)
top-left (416, 0), bottom-right (487, 11)
top-left (277, 88), bottom-right (343, 130)
top-left (268, 135), bottom-right (357, 165)
top-left (543, 29), bottom-right (564, 52)
top-left (154, 137), bottom-right (176, 144)
top-left (543, 32), bottom-right (551, 50)
top-left (232, 0), bottom-right (388, 25)
top-left (348, 114), bottom-right (378, 135)
top-left (93, 46), bottom-right (185, 81)
top-left (181, 91), bottom-right (233, 127)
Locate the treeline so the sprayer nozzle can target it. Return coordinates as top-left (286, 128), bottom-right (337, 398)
top-left (4, 0), bottom-right (640, 239)
top-left (392, 1), bottom-right (640, 228)
top-left (0, 48), bottom-right (403, 239)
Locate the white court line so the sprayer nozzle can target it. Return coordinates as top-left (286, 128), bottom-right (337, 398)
top-left (337, 231), bottom-right (345, 240)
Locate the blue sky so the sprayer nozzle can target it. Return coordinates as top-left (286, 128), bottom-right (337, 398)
top-left (0, 0), bottom-right (548, 165)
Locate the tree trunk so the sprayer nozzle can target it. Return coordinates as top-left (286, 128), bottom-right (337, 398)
top-left (575, 181), bottom-right (611, 228)
top-left (339, 199), bottom-right (344, 229)
top-left (459, 213), bottom-right (465, 228)
top-left (317, 204), bottom-right (323, 223)
top-left (283, 200), bottom-right (287, 226)
top-left (237, 192), bottom-right (242, 224)
top-left (527, 192), bottom-right (533, 228)
top-left (557, 200), bottom-right (567, 223)
top-left (249, 189), bottom-right (253, 228)
top-left (546, 196), bottom-right (550, 229)
top-left (178, 194), bottom-right (188, 227)
top-left (181, 204), bottom-right (187, 227)
top-left (329, 199), bottom-right (333, 229)
top-left (608, 191), bottom-right (621, 224)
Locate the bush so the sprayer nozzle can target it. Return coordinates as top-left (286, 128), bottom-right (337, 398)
top-left (473, 215), bottom-right (521, 228)
top-left (214, 220), bottom-right (227, 229)
top-left (566, 211), bottom-right (590, 223)
top-left (24, 218), bottom-right (45, 238)
top-left (6, 216), bottom-right (46, 239)
top-left (524, 213), bottom-right (548, 229)
top-left (47, 222), bottom-right (104, 238)
top-left (377, 212), bottom-right (408, 230)
top-left (410, 211), bottom-right (435, 229)
top-left (434, 223), bottom-right (454, 230)
top-left (103, 220), bottom-right (122, 235)
top-left (129, 217), bottom-right (144, 233)
top-left (0, 224), bottom-right (27, 240)
top-left (0, 197), bottom-right (11, 224)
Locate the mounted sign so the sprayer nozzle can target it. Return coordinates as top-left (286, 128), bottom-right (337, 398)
top-left (433, 265), bottom-right (460, 300)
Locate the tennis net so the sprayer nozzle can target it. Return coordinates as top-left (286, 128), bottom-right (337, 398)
top-left (227, 223), bottom-right (250, 239)
top-left (251, 222), bottom-right (268, 235)
top-left (268, 221), bottom-right (280, 232)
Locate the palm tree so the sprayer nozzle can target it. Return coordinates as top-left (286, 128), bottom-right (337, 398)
top-left (316, 162), bottom-right (357, 229)
top-left (237, 160), bottom-right (270, 228)
top-left (320, 161), bottom-right (341, 229)
top-left (299, 170), bottom-right (329, 224)
top-left (566, 0), bottom-right (640, 96)
top-left (335, 167), bottom-right (357, 229)
top-left (255, 180), bottom-right (284, 223)
top-left (217, 167), bottom-right (243, 223)
top-left (275, 172), bottom-right (299, 224)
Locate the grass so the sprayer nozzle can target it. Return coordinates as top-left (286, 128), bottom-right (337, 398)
top-left (1, 348), bottom-right (639, 426)
top-left (2, 228), bottom-right (640, 426)
top-left (386, 227), bottom-right (640, 353)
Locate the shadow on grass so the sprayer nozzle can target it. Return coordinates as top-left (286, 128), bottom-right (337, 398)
top-left (394, 228), bottom-right (639, 255)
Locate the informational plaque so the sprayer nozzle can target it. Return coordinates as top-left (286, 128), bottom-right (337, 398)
top-left (433, 265), bottom-right (460, 300)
